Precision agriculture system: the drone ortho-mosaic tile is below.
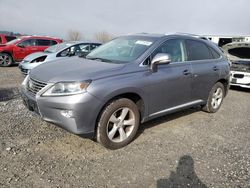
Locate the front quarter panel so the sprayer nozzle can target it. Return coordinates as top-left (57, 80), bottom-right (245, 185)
top-left (87, 69), bottom-right (150, 119)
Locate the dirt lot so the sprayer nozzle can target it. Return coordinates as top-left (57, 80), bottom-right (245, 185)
top-left (0, 66), bottom-right (249, 187)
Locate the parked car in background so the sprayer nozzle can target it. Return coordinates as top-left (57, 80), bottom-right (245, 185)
top-left (21, 34), bottom-right (230, 149)
top-left (230, 60), bottom-right (250, 88)
top-left (222, 42), bottom-right (250, 88)
top-left (0, 36), bottom-right (62, 67)
top-left (19, 41), bottom-right (101, 75)
top-left (0, 34), bottom-right (17, 44)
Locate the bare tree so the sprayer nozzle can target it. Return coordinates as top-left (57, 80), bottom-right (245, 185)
top-left (67, 30), bottom-right (83, 41)
top-left (94, 31), bottom-right (114, 43)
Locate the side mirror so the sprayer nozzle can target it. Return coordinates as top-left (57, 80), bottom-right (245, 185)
top-left (17, 43), bottom-right (25, 48)
top-left (150, 53), bottom-right (171, 72)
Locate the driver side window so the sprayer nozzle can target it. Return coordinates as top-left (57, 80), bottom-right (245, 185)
top-left (58, 46), bottom-right (78, 57)
top-left (143, 39), bottom-right (186, 65)
top-left (18, 39), bottom-right (37, 47)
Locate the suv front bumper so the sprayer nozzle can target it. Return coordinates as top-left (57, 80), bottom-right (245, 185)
top-left (21, 86), bottom-right (103, 137)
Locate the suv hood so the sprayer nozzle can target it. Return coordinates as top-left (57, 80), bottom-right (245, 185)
top-left (30, 57), bottom-right (126, 83)
top-left (24, 52), bottom-right (49, 62)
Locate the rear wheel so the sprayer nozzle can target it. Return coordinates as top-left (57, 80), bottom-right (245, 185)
top-left (202, 82), bottom-right (225, 113)
top-left (0, 53), bottom-right (13, 67)
top-left (97, 98), bottom-right (140, 149)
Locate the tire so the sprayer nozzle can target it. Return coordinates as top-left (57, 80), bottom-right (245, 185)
top-left (0, 53), bottom-right (13, 67)
top-left (97, 98), bottom-right (140, 149)
top-left (202, 82), bottom-right (225, 113)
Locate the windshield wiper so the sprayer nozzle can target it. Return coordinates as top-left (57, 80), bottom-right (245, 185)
top-left (86, 57), bottom-right (113, 63)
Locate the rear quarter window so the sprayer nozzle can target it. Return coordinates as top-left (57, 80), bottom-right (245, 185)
top-left (209, 47), bottom-right (221, 59)
top-left (185, 40), bottom-right (213, 61)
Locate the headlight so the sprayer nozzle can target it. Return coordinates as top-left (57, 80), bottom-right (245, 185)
top-left (22, 75), bottom-right (29, 87)
top-left (42, 80), bottom-right (91, 96)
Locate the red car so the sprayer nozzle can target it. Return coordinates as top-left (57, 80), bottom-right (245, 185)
top-left (0, 36), bottom-right (63, 67)
top-left (0, 34), bottom-right (17, 44)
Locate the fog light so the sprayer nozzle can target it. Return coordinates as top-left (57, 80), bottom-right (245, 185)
top-left (61, 110), bottom-right (74, 118)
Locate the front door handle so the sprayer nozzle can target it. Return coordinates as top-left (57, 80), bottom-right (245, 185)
top-left (213, 66), bottom-right (219, 71)
top-left (183, 69), bottom-right (191, 76)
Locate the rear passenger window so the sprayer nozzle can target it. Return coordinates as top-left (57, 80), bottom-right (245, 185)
top-left (79, 44), bottom-right (90, 52)
top-left (37, 39), bottom-right (51, 46)
top-left (186, 40), bottom-right (213, 61)
top-left (90, 44), bottom-right (100, 51)
top-left (209, 47), bottom-right (221, 59)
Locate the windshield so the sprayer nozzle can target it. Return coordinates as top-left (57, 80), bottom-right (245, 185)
top-left (6, 38), bottom-right (22, 45)
top-left (44, 43), bottom-right (73, 53)
top-left (86, 37), bottom-right (155, 63)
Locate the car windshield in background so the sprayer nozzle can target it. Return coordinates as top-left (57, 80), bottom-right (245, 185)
top-left (44, 43), bottom-right (72, 53)
top-left (233, 60), bottom-right (250, 65)
top-left (6, 38), bottom-right (21, 45)
top-left (86, 37), bottom-right (155, 63)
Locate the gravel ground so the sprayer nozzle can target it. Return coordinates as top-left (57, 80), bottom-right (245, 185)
top-left (0, 66), bottom-right (23, 89)
top-left (0, 66), bottom-right (23, 101)
top-left (0, 67), bottom-right (250, 187)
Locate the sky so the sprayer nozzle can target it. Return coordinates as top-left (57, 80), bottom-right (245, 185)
top-left (0, 0), bottom-right (250, 40)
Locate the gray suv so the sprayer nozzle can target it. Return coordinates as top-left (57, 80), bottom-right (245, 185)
top-left (21, 34), bottom-right (230, 149)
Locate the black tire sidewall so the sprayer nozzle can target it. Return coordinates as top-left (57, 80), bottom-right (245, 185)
top-left (97, 98), bottom-right (140, 149)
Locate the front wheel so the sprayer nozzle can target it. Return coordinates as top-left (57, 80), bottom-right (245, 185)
top-left (97, 98), bottom-right (140, 149)
top-left (202, 82), bottom-right (225, 113)
top-left (0, 53), bottom-right (13, 67)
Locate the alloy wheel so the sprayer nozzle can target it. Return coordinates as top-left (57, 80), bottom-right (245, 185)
top-left (0, 54), bottom-right (12, 66)
top-left (106, 107), bottom-right (135, 143)
top-left (211, 87), bottom-right (223, 109)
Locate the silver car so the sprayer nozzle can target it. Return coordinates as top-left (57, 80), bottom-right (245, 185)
top-left (21, 34), bottom-right (230, 149)
top-left (18, 41), bottom-right (101, 75)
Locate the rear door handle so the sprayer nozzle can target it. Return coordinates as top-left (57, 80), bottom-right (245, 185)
top-left (183, 69), bottom-right (191, 75)
top-left (213, 66), bottom-right (219, 71)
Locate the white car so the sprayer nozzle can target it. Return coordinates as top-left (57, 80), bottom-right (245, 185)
top-left (230, 61), bottom-right (250, 88)
top-left (19, 41), bottom-right (101, 75)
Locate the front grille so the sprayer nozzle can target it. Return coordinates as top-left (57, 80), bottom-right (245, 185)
top-left (27, 77), bottom-right (47, 95)
top-left (233, 74), bottom-right (244, 79)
